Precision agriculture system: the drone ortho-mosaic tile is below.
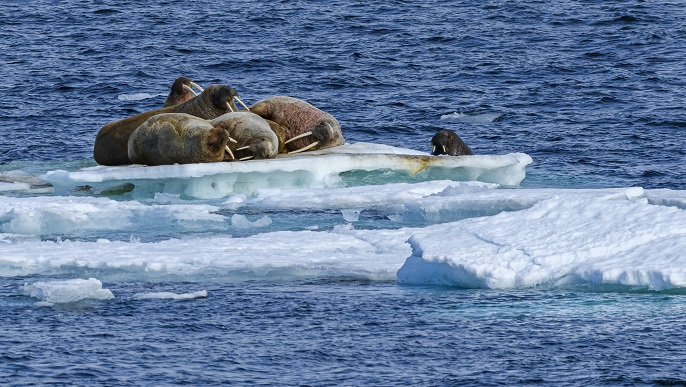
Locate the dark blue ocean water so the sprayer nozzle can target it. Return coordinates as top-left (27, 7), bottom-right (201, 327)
top-left (2, 0), bottom-right (686, 385)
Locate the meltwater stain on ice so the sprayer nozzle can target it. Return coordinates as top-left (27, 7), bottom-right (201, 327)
top-left (21, 278), bottom-right (114, 305)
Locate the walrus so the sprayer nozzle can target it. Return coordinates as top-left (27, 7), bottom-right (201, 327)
top-left (209, 112), bottom-right (279, 161)
top-left (128, 113), bottom-right (233, 166)
top-left (94, 84), bottom-right (244, 166)
top-left (248, 96), bottom-right (345, 154)
top-left (431, 130), bottom-right (474, 156)
top-left (162, 76), bottom-right (204, 107)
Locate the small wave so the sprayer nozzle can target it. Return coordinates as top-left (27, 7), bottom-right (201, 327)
top-left (117, 93), bottom-right (163, 102)
top-left (440, 112), bottom-right (502, 123)
top-left (133, 290), bottom-right (208, 300)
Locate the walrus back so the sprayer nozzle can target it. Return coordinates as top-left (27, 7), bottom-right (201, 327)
top-left (249, 96), bottom-right (344, 153)
top-left (94, 107), bottom-right (172, 166)
top-left (128, 113), bottom-right (229, 166)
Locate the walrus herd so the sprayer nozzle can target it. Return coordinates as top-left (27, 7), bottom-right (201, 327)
top-left (93, 77), bottom-right (472, 166)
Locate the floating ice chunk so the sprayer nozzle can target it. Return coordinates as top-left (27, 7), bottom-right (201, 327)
top-left (0, 195), bottom-right (224, 236)
top-left (397, 188), bottom-right (686, 289)
top-left (133, 290), bottom-right (208, 300)
top-left (231, 214), bottom-right (272, 228)
top-left (117, 92), bottom-right (163, 101)
top-left (22, 278), bottom-right (114, 304)
top-left (0, 182), bottom-right (31, 192)
top-left (0, 228), bottom-right (411, 281)
top-left (341, 209), bottom-right (362, 222)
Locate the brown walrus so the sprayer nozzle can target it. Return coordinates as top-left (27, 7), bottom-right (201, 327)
top-left (94, 84), bottom-right (242, 166)
top-left (209, 112), bottom-right (280, 161)
top-left (248, 96), bottom-right (344, 154)
top-left (127, 113), bottom-right (233, 166)
top-left (162, 76), bottom-right (204, 107)
top-left (430, 130), bottom-right (474, 156)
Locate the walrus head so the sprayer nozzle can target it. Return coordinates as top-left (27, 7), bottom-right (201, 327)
top-left (431, 130), bottom-right (475, 156)
top-left (163, 76), bottom-right (204, 107)
top-left (285, 121), bottom-right (339, 154)
top-left (207, 85), bottom-right (241, 113)
top-left (205, 128), bottom-right (234, 161)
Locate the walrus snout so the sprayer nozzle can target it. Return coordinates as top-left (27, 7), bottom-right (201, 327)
top-left (249, 138), bottom-right (277, 159)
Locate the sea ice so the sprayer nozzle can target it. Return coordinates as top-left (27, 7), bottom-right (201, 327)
top-left (39, 143), bottom-right (532, 199)
top-left (21, 278), bottom-right (114, 304)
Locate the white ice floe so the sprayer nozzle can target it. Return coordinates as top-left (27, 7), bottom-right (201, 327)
top-left (133, 290), bottom-right (208, 300)
top-left (397, 187), bottom-right (686, 290)
top-left (0, 228), bottom-right (410, 281)
top-left (40, 143), bottom-right (532, 199)
top-left (3, 180), bottom-right (686, 290)
top-left (0, 195), bottom-right (224, 235)
top-left (21, 278), bottom-right (114, 304)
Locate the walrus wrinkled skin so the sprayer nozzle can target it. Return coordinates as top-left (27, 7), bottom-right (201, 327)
top-left (94, 84), bottom-right (239, 166)
top-left (128, 113), bottom-right (232, 166)
top-left (430, 130), bottom-right (474, 156)
top-left (249, 96), bottom-right (344, 153)
top-left (163, 76), bottom-right (202, 107)
top-left (210, 112), bottom-right (279, 161)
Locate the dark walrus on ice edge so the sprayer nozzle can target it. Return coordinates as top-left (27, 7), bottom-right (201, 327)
top-left (430, 129), bottom-right (474, 156)
top-left (93, 84), bottom-right (245, 166)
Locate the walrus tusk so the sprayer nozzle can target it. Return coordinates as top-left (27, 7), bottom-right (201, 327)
top-left (229, 137), bottom-right (238, 144)
top-left (284, 131), bottom-right (313, 144)
top-left (226, 102), bottom-right (235, 112)
top-left (225, 145), bottom-right (235, 160)
top-left (288, 141), bottom-right (319, 154)
top-left (236, 145), bottom-right (251, 151)
top-left (442, 145), bottom-right (447, 154)
top-left (190, 81), bottom-right (204, 93)
top-left (325, 122), bottom-right (334, 131)
top-left (432, 146), bottom-right (436, 154)
top-left (234, 96), bottom-right (250, 111)
top-left (238, 156), bottom-right (254, 161)
top-left (182, 84), bottom-right (198, 96)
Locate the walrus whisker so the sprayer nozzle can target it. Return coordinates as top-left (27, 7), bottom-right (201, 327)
top-left (225, 145), bottom-right (235, 160)
top-left (190, 82), bottom-right (204, 93)
top-left (288, 141), bottom-right (319, 154)
top-left (284, 131), bottom-right (313, 144)
top-left (226, 102), bottom-right (235, 112)
top-left (236, 145), bottom-right (251, 151)
top-left (234, 96), bottom-right (250, 111)
top-left (182, 84), bottom-right (198, 96)
top-left (238, 156), bottom-right (254, 161)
